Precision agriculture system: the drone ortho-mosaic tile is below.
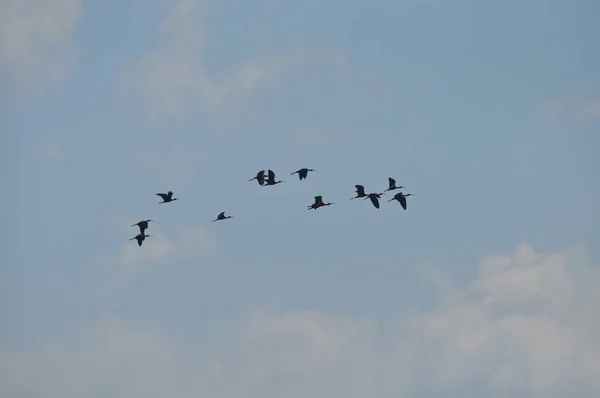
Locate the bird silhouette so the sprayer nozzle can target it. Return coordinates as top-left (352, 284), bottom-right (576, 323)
top-left (307, 195), bottom-right (334, 210)
top-left (291, 168), bottom-right (316, 180)
top-left (388, 192), bottom-right (414, 210)
top-left (212, 211), bottom-right (233, 222)
top-left (364, 192), bottom-right (385, 209)
top-left (132, 219), bottom-right (153, 234)
top-left (249, 170), bottom-right (266, 186)
top-left (130, 233), bottom-right (152, 247)
top-left (350, 184), bottom-right (367, 199)
top-left (157, 191), bottom-right (178, 203)
top-left (384, 177), bottom-right (404, 192)
top-left (264, 169), bottom-right (284, 186)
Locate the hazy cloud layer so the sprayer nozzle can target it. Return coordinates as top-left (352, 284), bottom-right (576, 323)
top-left (0, 0), bottom-right (81, 96)
top-left (123, 0), bottom-right (346, 127)
top-left (2, 242), bottom-right (598, 397)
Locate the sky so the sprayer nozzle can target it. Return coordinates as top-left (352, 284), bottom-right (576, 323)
top-left (1, 0), bottom-right (599, 396)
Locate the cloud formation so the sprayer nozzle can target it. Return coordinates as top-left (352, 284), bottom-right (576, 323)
top-left (123, 0), bottom-right (346, 127)
top-left (0, 0), bottom-right (81, 96)
top-left (2, 242), bottom-right (599, 397)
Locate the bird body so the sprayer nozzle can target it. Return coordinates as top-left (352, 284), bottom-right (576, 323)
top-left (130, 233), bottom-right (152, 247)
top-left (264, 169), bottom-right (284, 185)
top-left (157, 191), bottom-right (178, 203)
top-left (132, 219), bottom-right (153, 234)
top-left (385, 177), bottom-right (404, 192)
top-left (291, 168), bottom-right (316, 180)
top-left (364, 192), bottom-right (385, 209)
top-left (351, 184), bottom-right (367, 199)
top-left (213, 211), bottom-right (233, 222)
top-left (307, 195), bottom-right (334, 210)
top-left (249, 170), bottom-right (266, 185)
top-left (388, 192), bottom-right (414, 210)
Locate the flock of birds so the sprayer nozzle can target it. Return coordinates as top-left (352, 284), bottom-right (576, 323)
top-left (129, 168), bottom-right (414, 247)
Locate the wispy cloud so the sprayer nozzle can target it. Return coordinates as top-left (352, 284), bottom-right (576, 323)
top-left (120, 225), bottom-right (218, 274)
top-left (536, 97), bottom-right (600, 129)
top-left (131, 148), bottom-right (206, 189)
top-left (123, 0), bottom-right (347, 127)
top-left (0, 0), bottom-right (82, 97)
top-left (3, 242), bottom-right (599, 397)
top-left (42, 143), bottom-right (65, 160)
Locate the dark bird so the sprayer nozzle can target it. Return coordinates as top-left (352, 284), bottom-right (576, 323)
top-left (264, 169), bottom-right (284, 186)
top-left (307, 195), bottom-right (334, 210)
top-left (212, 211), bottom-right (233, 222)
top-left (291, 168), bottom-right (316, 180)
top-left (364, 192), bottom-right (385, 209)
top-left (130, 233), bottom-right (152, 247)
top-left (249, 170), bottom-right (266, 186)
top-left (388, 192), bottom-right (414, 210)
top-left (350, 184), bottom-right (367, 199)
top-left (132, 219), bottom-right (153, 234)
top-left (385, 177), bottom-right (404, 192)
top-left (157, 191), bottom-right (178, 203)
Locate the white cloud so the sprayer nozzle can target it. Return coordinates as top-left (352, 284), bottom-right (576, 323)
top-left (42, 143), bottom-right (65, 160)
top-left (131, 148), bottom-right (206, 189)
top-left (123, 0), bottom-right (346, 127)
top-left (2, 242), bottom-right (599, 397)
top-left (120, 225), bottom-right (218, 274)
top-left (536, 98), bottom-right (600, 129)
top-left (0, 0), bottom-right (81, 96)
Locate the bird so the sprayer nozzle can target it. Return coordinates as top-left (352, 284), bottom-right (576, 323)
top-left (307, 195), bottom-right (334, 210)
top-left (212, 211), bottom-right (233, 222)
top-left (388, 192), bottom-right (414, 210)
top-left (350, 184), bottom-right (367, 199)
top-left (130, 233), bottom-right (152, 247)
top-left (364, 192), bottom-right (385, 209)
top-left (291, 168), bottom-right (316, 180)
top-left (131, 219), bottom-right (153, 234)
top-left (264, 169), bottom-right (284, 186)
top-left (384, 177), bottom-right (404, 192)
top-left (157, 191), bottom-right (178, 203)
top-left (249, 170), bottom-right (266, 186)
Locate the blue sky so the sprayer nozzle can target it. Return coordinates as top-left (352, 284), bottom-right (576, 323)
top-left (2, 0), bottom-right (599, 396)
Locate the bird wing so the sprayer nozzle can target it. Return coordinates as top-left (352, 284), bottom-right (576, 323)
top-left (388, 177), bottom-right (395, 187)
top-left (218, 211), bottom-right (225, 218)
top-left (355, 185), bottom-right (365, 195)
top-left (157, 193), bottom-right (168, 200)
top-left (314, 196), bottom-right (323, 204)
top-left (399, 196), bottom-right (407, 209)
top-left (168, 191), bottom-right (173, 198)
top-left (370, 195), bottom-right (380, 209)
top-left (268, 170), bottom-right (275, 179)
top-left (300, 169), bottom-right (308, 179)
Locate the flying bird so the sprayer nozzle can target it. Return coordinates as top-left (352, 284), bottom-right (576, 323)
top-left (131, 219), bottom-right (153, 234)
top-left (384, 177), bottom-right (404, 192)
top-left (364, 192), bottom-right (385, 209)
top-left (157, 191), bottom-right (178, 203)
top-left (212, 211), bottom-right (233, 222)
top-left (264, 169), bottom-right (284, 186)
top-left (350, 184), bottom-right (367, 199)
top-left (249, 170), bottom-right (266, 186)
top-left (388, 192), bottom-right (414, 210)
top-left (307, 195), bottom-right (334, 210)
top-left (291, 168), bottom-right (316, 180)
top-left (130, 233), bottom-right (152, 247)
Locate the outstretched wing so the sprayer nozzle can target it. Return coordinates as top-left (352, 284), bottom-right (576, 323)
top-left (355, 185), bottom-right (365, 195)
top-left (218, 211), bottom-right (225, 218)
top-left (299, 168), bottom-right (308, 179)
top-left (370, 195), bottom-right (380, 209)
top-left (157, 193), bottom-right (168, 200)
top-left (399, 195), bottom-right (407, 210)
top-left (167, 191), bottom-right (174, 198)
top-left (388, 177), bottom-right (395, 188)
